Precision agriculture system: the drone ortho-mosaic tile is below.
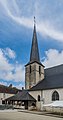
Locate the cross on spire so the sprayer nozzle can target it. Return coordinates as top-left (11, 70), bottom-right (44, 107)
top-left (34, 16), bottom-right (36, 26)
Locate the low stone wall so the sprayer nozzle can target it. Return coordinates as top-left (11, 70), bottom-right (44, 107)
top-left (44, 106), bottom-right (63, 113)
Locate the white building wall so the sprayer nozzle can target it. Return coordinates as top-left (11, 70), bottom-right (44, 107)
top-left (43, 88), bottom-right (63, 104)
top-left (29, 91), bottom-right (41, 100)
top-left (29, 88), bottom-right (63, 110)
top-left (0, 93), bottom-right (3, 105)
top-left (0, 93), bottom-right (14, 105)
top-left (29, 90), bottom-right (43, 110)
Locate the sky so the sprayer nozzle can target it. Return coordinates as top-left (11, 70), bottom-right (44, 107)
top-left (0, 0), bottom-right (63, 89)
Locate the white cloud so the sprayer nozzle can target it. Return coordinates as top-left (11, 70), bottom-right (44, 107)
top-left (0, 81), bottom-right (8, 86)
top-left (0, 48), bottom-right (25, 82)
top-left (43, 49), bottom-right (63, 68)
top-left (0, 81), bottom-right (24, 89)
top-left (38, 22), bottom-right (63, 42)
top-left (4, 48), bottom-right (16, 59)
top-left (0, 49), bottom-right (13, 71)
top-left (4, 64), bottom-right (25, 82)
top-left (13, 83), bottom-right (25, 89)
top-left (0, 0), bottom-right (33, 28)
top-left (1, 0), bottom-right (63, 42)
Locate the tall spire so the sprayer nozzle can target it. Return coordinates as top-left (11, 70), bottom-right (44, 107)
top-left (30, 17), bottom-right (40, 62)
top-left (34, 16), bottom-right (36, 26)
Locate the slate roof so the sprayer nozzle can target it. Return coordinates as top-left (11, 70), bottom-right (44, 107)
top-left (45, 64), bottom-right (63, 77)
top-left (5, 90), bottom-right (36, 101)
top-left (0, 84), bottom-right (21, 94)
top-left (29, 64), bottom-right (63, 91)
top-left (30, 24), bottom-right (40, 62)
top-left (25, 21), bottom-right (43, 67)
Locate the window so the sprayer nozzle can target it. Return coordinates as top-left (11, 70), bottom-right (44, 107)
top-left (38, 95), bottom-right (40, 101)
top-left (39, 66), bottom-right (41, 74)
top-left (52, 91), bottom-right (59, 101)
top-left (30, 65), bottom-right (31, 73)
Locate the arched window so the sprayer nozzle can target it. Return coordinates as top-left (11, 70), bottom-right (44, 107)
top-left (52, 91), bottom-right (59, 101)
top-left (38, 95), bottom-right (40, 101)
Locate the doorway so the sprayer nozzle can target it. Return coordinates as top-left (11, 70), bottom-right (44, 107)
top-left (25, 101), bottom-right (28, 109)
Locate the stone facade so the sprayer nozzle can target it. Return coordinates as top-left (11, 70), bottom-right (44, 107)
top-left (25, 62), bottom-right (44, 89)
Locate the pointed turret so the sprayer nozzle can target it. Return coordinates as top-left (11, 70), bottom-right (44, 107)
top-left (30, 17), bottom-right (40, 63)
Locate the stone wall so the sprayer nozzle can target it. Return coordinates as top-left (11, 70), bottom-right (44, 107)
top-left (25, 62), bottom-right (44, 89)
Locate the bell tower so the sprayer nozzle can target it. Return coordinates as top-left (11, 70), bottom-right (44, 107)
top-left (25, 17), bottom-right (44, 89)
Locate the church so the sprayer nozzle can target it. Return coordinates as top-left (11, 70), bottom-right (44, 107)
top-left (1, 18), bottom-right (63, 110)
top-left (25, 18), bottom-right (63, 110)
